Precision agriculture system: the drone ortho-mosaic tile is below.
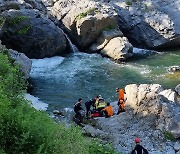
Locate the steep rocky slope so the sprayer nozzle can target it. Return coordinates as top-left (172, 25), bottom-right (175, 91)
top-left (83, 84), bottom-right (180, 154)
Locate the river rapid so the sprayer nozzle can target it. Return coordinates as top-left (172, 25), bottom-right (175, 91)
top-left (30, 48), bottom-right (180, 112)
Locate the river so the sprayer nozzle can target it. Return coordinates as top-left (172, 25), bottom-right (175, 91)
top-left (30, 48), bottom-right (180, 112)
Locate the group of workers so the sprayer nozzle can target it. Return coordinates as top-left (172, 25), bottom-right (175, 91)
top-left (74, 87), bottom-right (126, 120)
top-left (73, 87), bottom-right (149, 154)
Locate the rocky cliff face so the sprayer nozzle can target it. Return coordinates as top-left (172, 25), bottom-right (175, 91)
top-left (1, 0), bottom-right (180, 59)
top-left (45, 0), bottom-right (133, 61)
top-left (106, 0), bottom-right (180, 48)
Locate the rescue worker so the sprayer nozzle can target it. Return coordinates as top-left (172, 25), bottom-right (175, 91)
top-left (74, 98), bottom-right (83, 122)
top-left (102, 102), bottom-right (114, 118)
top-left (116, 87), bottom-right (126, 101)
top-left (85, 97), bottom-right (97, 118)
top-left (117, 99), bottom-right (125, 114)
top-left (94, 95), bottom-right (106, 112)
top-left (131, 138), bottom-right (148, 154)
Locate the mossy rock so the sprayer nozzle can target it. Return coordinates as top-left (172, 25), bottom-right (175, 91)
top-left (76, 8), bottom-right (99, 20)
top-left (7, 16), bottom-right (29, 25)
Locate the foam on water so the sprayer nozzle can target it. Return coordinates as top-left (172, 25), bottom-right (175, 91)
top-left (30, 56), bottom-right (65, 77)
top-left (25, 93), bottom-right (48, 111)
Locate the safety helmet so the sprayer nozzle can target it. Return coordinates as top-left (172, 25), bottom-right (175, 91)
top-left (135, 138), bottom-right (140, 143)
top-left (98, 95), bottom-right (102, 98)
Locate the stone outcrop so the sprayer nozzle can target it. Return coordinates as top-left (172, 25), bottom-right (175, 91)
top-left (125, 84), bottom-right (180, 138)
top-left (105, 0), bottom-right (180, 48)
top-left (100, 36), bottom-right (133, 61)
top-left (0, 9), bottom-right (68, 58)
top-left (83, 84), bottom-right (180, 153)
top-left (41, 0), bottom-right (133, 60)
top-left (8, 49), bottom-right (32, 79)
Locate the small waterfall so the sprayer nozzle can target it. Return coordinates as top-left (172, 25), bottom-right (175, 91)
top-left (61, 30), bottom-right (79, 53)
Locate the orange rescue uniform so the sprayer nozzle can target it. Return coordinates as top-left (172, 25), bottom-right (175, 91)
top-left (118, 89), bottom-right (125, 101)
top-left (119, 100), bottom-right (125, 111)
top-left (103, 106), bottom-right (114, 117)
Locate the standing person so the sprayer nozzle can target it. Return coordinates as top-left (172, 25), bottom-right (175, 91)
top-left (74, 98), bottom-right (83, 122)
top-left (116, 88), bottom-right (126, 114)
top-left (131, 138), bottom-right (148, 154)
top-left (85, 97), bottom-right (97, 118)
top-left (102, 102), bottom-right (114, 118)
top-left (116, 87), bottom-right (126, 101)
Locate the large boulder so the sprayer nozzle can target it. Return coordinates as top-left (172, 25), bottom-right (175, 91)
top-left (125, 84), bottom-right (180, 139)
top-left (8, 49), bottom-right (32, 79)
top-left (100, 36), bottom-right (133, 61)
top-left (107, 0), bottom-right (180, 48)
top-left (0, 9), bottom-right (68, 58)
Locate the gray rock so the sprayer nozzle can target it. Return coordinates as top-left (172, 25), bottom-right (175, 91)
top-left (168, 66), bottom-right (180, 72)
top-left (177, 151), bottom-right (180, 154)
top-left (159, 89), bottom-right (178, 103)
top-left (8, 49), bottom-right (32, 79)
top-left (168, 114), bottom-right (180, 139)
top-left (0, 9), bottom-right (67, 58)
top-left (109, 0), bottom-right (180, 48)
top-left (89, 29), bottom-right (123, 52)
top-left (175, 84), bottom-right (180, 96)
top-left (125, 84), bottom-right (180, 139)
top-left (174, 142), bottom-right (180, 152)
top-left (100, 36), bottom-right (133, 61)
top-left (82, 125), bottom-right (109, 140)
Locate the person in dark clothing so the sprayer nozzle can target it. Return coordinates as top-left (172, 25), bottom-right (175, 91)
top-left (131, 138), bottom-right (148, 154)
top-left (74, 98), bottom-right (83, 122)
top-left (85, 98), bottom-right (97, 118)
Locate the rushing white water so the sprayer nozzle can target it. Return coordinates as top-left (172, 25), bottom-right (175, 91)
top-left (25, 93), bottom-right (48, 111)
top-left (63, 31), bottom-right (79, 53)
top-left (30, 48), bottom-right (180, 111)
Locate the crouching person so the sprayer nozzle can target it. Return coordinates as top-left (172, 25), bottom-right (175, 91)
top-left (117, 99), bottom-right (125, 115)
top-left (102, 103), bottom-right (114, 118)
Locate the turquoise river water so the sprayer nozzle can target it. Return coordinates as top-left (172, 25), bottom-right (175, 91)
top-left (30, 48), bottom-right (180, 111)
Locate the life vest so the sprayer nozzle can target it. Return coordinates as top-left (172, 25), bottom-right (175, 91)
top-left (95, 98), bottom-right (106, 109)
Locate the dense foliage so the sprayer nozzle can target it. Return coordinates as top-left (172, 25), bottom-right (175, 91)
top-left (0, 51), bottom-right (118, 154)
